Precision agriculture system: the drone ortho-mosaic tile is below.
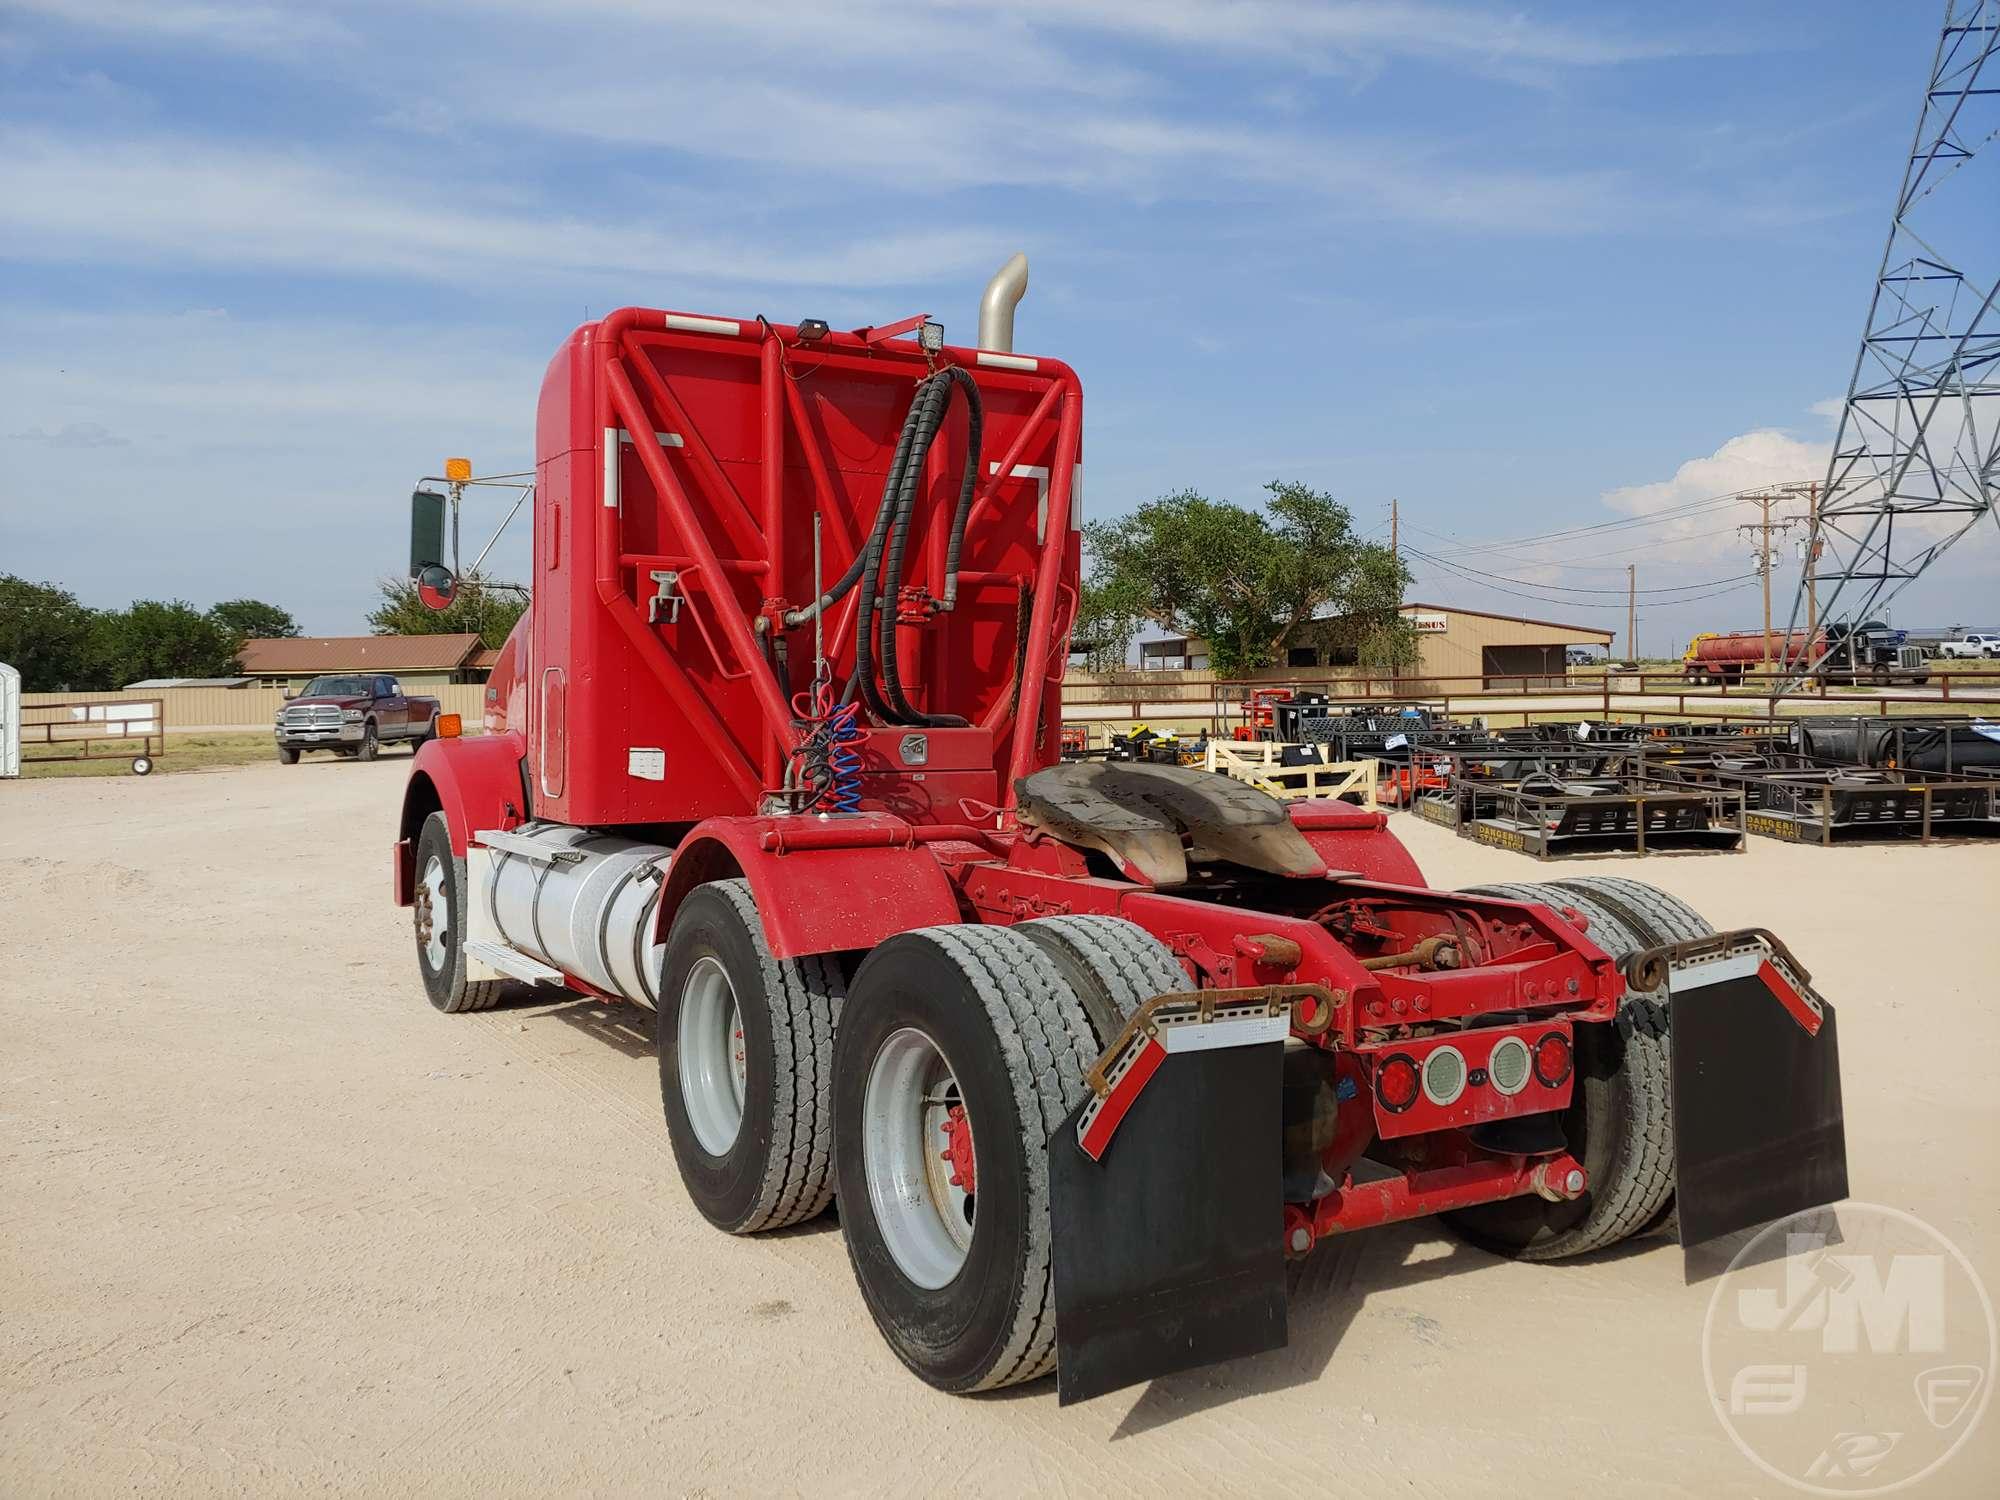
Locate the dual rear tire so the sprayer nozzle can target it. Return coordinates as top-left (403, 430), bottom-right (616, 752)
top-left (830, 918), bottom-right (1181, 1392)
top-left (1446, 875), bottom-right (1712, 1260)
top-left (656, 897), bottom-right (1185, 1393)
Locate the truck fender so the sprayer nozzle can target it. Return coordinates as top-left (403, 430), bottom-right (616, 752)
top-left (654, 817), bottom-right (963, 962)
top-left (393, 731), bottom-right (528, 904)
top-left (1287, 802), bottom-right (1425, 886)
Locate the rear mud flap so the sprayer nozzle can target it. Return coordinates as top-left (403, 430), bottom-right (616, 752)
top-left (1669, 948), bottom-right (1848, 1260)
top-left (1048, 1039), bottom-right (1287, 1405)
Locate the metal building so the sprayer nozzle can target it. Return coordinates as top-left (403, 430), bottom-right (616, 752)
top-left (1393, 603), bottom-right (1614, 685)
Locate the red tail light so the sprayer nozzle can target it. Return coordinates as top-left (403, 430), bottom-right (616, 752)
top-left (1533, 1031), bottom-right (1573, 1088)
top-left (1377, 1054), bottom-right (1421, 1113)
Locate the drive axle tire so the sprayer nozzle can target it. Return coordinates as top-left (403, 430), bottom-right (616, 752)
top-left (1442, 879), bottom-right (1704, 1260)
top-left (413, 810), bottom-right (512, 1014)
top-left (833, 925), bottom-right (1098, 1392)
top-left (1016, 914), bottom-right (1188, 1048)
top-left (658, 880), bottom-right (842, 1235)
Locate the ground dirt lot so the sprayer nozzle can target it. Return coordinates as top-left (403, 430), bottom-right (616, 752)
top-left (5, 759), bottom-right (1998, 1497)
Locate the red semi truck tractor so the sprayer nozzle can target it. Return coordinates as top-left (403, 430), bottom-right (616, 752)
top-left (393, 265), bottom-right (1847, 1402)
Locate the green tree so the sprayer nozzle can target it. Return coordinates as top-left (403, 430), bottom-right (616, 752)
top-left (96, 600), bottom-right (239, 685)
top-left (1070, 576), bottom-right (1145, 672)
top-left (208, 598), bottom-right (300, 645)
top-left (0, 574), bottom-right (108, 690)
top-left (367, 577), bottom-right (527, 650)
top-left (1083, 482), bottom-right (1409, 675)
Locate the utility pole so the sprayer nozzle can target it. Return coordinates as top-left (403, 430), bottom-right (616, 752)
top-left (1390, 498), bottom-right (1398, 558)
top-left (1804, 480), bottom-right (1820, 643)
top-left (1740, 487), bottom-right (1808, 675)
top-left (1626, 564), bottom-right (1636, 664)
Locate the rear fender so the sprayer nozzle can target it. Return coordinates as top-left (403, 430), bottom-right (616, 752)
top-left (1287, 801), bottom-right (1424, 885)
top-left (654, 816), bottom-right (963, 962)
top-left (393, 732), bottom-right (528, 903)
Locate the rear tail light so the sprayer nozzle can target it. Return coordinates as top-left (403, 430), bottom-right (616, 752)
top-left (1377, 1054), bottom-right (1420, 1113)
top-left (1488, 1036), bottom-right (1532, 1096)
top-left (1533, 1031), bottom-right (1573, 1088)
top-left (1421, 1045), bottom-right (1467, 1106)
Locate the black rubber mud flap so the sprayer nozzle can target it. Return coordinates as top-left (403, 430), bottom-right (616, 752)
top-left (1671, 971), bottom-right (1848, 1261)
top-left (1048, 1040), bottom-right (1287, 1406)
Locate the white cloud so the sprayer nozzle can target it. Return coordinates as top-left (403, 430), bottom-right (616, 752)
top-left (6, 0), bottom-right (350, 53)
top-left (0, 306), bottom-right (542, 628)
top-left (8, 420), bottom-right (129, 448)
top-left (1601, 427), bottom-right (1829, 529)
top-left (979, 0), bottom-right (1696, 70)
top-left (0, 129), bottom-right (1006, 289)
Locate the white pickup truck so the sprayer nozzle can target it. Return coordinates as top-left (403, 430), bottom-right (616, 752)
top-left (1937, 634), bottom-right (2000, 659)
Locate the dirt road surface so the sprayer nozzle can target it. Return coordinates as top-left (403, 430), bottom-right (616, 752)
top-left (5, 760), bottom-right (1997, 1497)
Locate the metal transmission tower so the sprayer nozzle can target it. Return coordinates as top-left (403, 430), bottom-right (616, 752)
top-left (1782, 0), bottom-right (2000, 687)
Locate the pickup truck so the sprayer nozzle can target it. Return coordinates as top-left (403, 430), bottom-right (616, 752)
top-left (275, 674), bottom-right (441, 763)
top-left (1937, 633), bottom-right (2000, 660)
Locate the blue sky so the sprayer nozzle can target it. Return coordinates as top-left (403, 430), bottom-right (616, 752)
top-left (2, 0), bottom-right (1993, 650)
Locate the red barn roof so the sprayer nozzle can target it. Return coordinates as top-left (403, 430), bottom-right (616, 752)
top-left (236, 634), bottom-right (483, 673)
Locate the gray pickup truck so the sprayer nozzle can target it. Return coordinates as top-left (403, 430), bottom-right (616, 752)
top-left (275, 674), bottom-right (441, 763)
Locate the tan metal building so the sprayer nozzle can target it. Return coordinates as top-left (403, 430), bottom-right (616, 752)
top-left (1136, 604), bottom-right (1614, 686)
top-left (1396, 603), bottom-right (1614, 685)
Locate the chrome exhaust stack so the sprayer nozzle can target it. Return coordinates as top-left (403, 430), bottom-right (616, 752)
top-left (978, 252), bottom-right (1029, 353)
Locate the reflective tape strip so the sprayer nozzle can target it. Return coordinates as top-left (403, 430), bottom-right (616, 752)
top-left (616, 428), bottom-right (685, 447)
top-left (976, 351), bottom-right (1038, 371)
top-left (1078, 1036), bottom-right (1164, 1161)
top-left (1756, 957), bottom-right (1823, 1036)
top-left (602, 426), bottom-right (619, 509)
top-left (664, 314), bottom-right (740, 336)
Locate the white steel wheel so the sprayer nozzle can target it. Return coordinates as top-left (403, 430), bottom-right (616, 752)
top-left (832, 925), bottom-right (1099, 1393)
top-left (130, 755), bottom-right (154, 776)
top-left (677, 955), bottom-right (748, 1157)
top-left (656, 879), bottom-right (843, 1234)
top-left (412, 810), bottom-right (511, 1014)
top-left (418, 854), bottom-right (451, 971)
top-left (862, 1026), bottom-right (975, 1290)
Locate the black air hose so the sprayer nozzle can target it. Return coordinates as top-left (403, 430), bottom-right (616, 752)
top-left (877, 368), bottom-right (980, 727)
top-left (854, 375), bottom-right (948, 723)
top-left (933, 366), bottom-right (983, 613)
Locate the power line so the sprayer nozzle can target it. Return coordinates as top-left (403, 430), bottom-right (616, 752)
top-left (1401, 544), bottom-right (1759, 596)
top-left (1405, 547), bottom-right (1764, 612)
top-left (1404, 518), bottom-right (1767, 571)
top-left (1412, 481), bottom-right (1817, 559)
